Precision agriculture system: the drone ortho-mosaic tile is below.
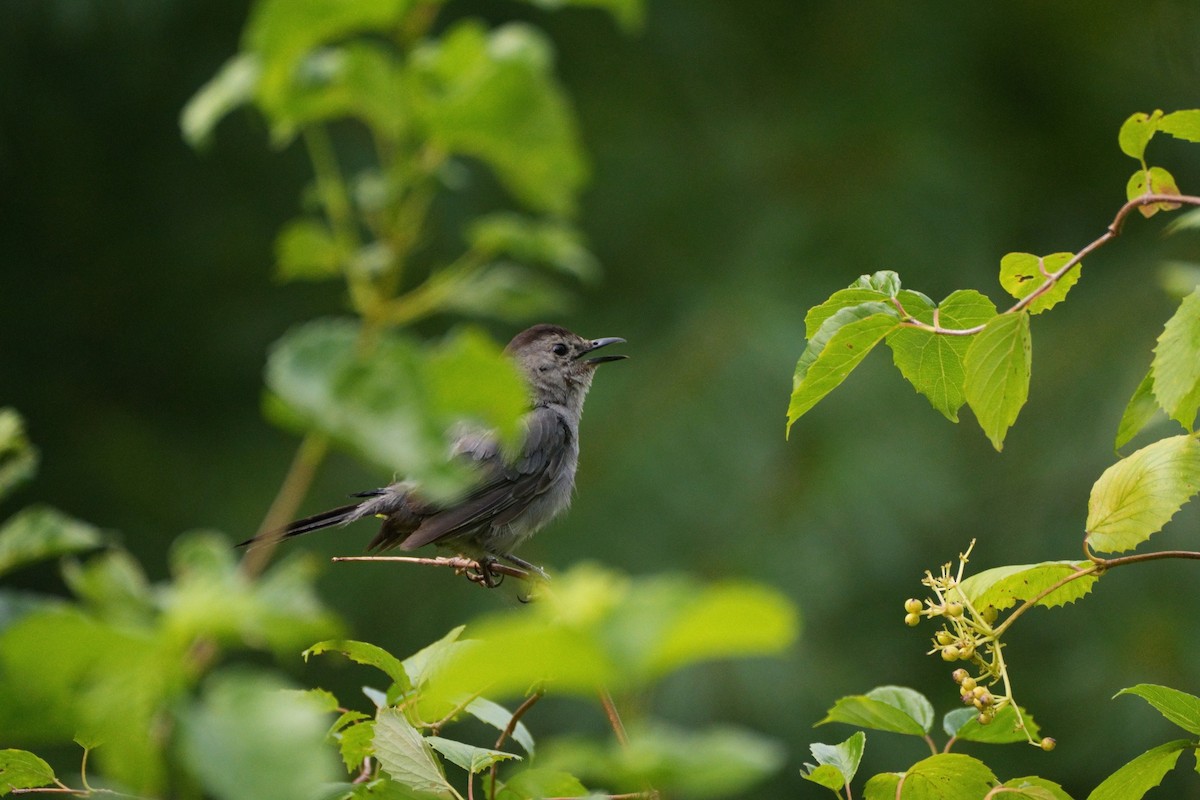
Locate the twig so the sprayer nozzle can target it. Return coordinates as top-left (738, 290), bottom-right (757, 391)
top-left (331, 555), bottom-right (533, 587)
top-left (597, 688), bottom-right (630, 747)
top-left (488, 691), bottom-right (544, 800)
top-left (894, 192), bottom-right (1200, 335)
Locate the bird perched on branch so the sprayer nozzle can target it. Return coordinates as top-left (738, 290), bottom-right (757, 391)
top-left (239, 324), bottom-right (626, 584)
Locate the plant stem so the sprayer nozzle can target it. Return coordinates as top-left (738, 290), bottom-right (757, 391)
top-left (488, 691), bottom-right (543, 800)
top-left (240, 432), bottom-right (329, 578)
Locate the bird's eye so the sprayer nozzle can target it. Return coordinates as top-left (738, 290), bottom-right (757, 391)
top-left (552, 343), bottom-right (570, 357)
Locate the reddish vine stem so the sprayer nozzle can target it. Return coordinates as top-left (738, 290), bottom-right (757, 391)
top-left (487, 691), bottom-right (544, 800)
top-left (894, 192), bottom-right (1200, 336)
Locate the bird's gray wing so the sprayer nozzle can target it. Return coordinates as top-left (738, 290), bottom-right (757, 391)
top-left (393, 407), bottom-right (571, 551)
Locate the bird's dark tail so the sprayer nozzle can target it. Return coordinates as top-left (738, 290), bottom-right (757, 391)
top-left (236, 502), bottom-right (364, 548)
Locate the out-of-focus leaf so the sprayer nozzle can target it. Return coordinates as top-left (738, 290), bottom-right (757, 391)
top-left (409, 21), bottom-right (587, 215)
top-left (1127, 167), bottom-right (1182, 218)
top-left (433, 263), bottom-right (572, 325)
top-left (519, 0), bottom-right (643, 31)
top-left (0, 409), bottom-right (38, 501)
top-left (465, 697), bottom-right (535, 755)
top-left (266, 320), bottom-right (527, 499)
top-left (277, 218), bottom-right (342, 281)
top-left (887, 289), bottom-right (997, 422)
top-left (818, 686), bottom-right (934, 736)
top-left (801, 731), bottom-right (865, 790)
top-left (1086, 740), bottom-right (1190, 800)
top-left (964, 311), bottom-right (1031, 451)
top-left (181, 53), bottom-right (261, 148)
top-left (468, 213), bottom-right (600, 282)
top-left (0, 506), bottom-right (103, 579)
top-left (402, 625), bottom-right (467, 689)
top-left (179, 670), bottom-right (340, 800)
top-left (372, 708), bottom-right (454, 798)
top-left (957, 561), bottom-right (1096, 612)
top-left (1116, 369), bottom-right (1162, 452)
top-left (1086, 434), bottom-right (1200, 553)
top-left (1116, 684), bottom-right (1200, 735)
top-left (494, 768), bottom-right (589, 800)
top-left (426, 736), bottom-right (520, 774)
top-left (787, 304), bottom-right (899, 433)
top-left (61, 549), bottom-right (154, 624)
top-left (1118, 110), bottom-right (1163, 161)
top-left (942, 704), bottom-right (1040, 744)
top-left (0, 749), bottom-right (57, 794)
top-left (305, 640), bottom-right (411, 692)
top-left (542, 722), bottom-right (783, 799)
top-left (998, 252), bottom-right (1080, 314)
top-left (1152, 287), bottom-right (1200, 429)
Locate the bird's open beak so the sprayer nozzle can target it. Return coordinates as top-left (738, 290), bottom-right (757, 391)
top-left (578, 336), bottom-right (628, 364)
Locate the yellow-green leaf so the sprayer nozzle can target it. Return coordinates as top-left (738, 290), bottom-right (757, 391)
top-left (998, 252), bottom-right (1080, 314)
top-left (964, 312), bottom-right (1031, 451)
top-left (1152, 287), bottom-right (1200, 430)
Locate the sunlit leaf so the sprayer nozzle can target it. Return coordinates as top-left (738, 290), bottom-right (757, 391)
top-left (802, 731), bottom-right (865, 789)
top-left (0, 506), bottom-right (103, 579)
top-left (304, 640), bottom-right (410, 691)
top-left (1118, 110), bottom-right (1163, 161)
top-left (335, 716), bottom-right (375, 774)
top-left (998, 252), bottom-right (1080, 314)
top-left (852, 270), bottom-right (902, 297)
top-left (409, 21), bottom-right (587, 215)
top-left (0, 749), bottom-right (57, 794)
top-left (787, 304), bottom-right (900, 433)
top-left (372, 708), bottom-right (454, 797)
top-left (888, 290), bottom-right (997, 421)
top-left (1116, 369), bottom-right (1162, 452)
top-left (427, 736), bottom-right (520, 774)
top-left (1159, 109), bottom-right (1200, 143)
top-left (179, 670), bottom-right (340, 800)
top-left (964, 312), bottom-right (1031, 451)
top-left (1127, 167), bottom-right (1182, 218)
top-left (957, 561), bottom-right (1096, 612)
top-left (61, 549), bottom-right (154, 624)
top-left (1152, 287), bottom-right (1200, 429)
top-left (1086, 434), bottom-right (1200, 553)
top-left (998, 778), bottom-right (1070, 800)
top-left (494, 768), bottom-right (588, 800)
top-left (943, 704), bottom-right (1040, 744)
top-left (1116, 684), bottom-right (1200, 735)
top-left (863, 772), bottom-right (902, 800)
top-left (1086, 740), bottom-right (1190, 800)
top-left (0, 409), bottom-right (38, 502)
top-left (402, 625), bottom-right (467, 689)
top-left (892, 753), bottom-right (997, 800)
top-left (818, 686), bottom-right (934, 736)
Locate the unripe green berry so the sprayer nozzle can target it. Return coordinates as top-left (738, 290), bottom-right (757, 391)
top-left (945, 602), bottom-right (964, 618)
top-left (960, 676), bottom-right (977, 692)
top-left (942, 645), bottom-right (960, 661)
top-left (904, 612), bottom-right (921, 627)
top-left (904, 598), bottom-right (923, 614)
top-left (936, 631), bottom-right (955, 645)
top-left (958, 642), bottom-right (975, 660)
top-left (1040, 737), bottom-right (1056, 752)
top-left (981, 606), bottom-right (998, 625)
top-left (951, 668), bottom-right (969, 684)
top-left (977, 712), bottom-right (992, 725)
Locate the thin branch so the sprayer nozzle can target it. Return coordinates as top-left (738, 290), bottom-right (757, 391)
top-left (598, 688), bottom-right (630, 747)
top-left (488, 691), bottom-right (544, 800)
top-left (1089, 548), bottom-right (1200, 568)
top-left (895, 192), bottom-right (1200, 335)
top-left (331, 554), bottom-right (533, 586)
top-left (922, 733), bottom-right (938, 756)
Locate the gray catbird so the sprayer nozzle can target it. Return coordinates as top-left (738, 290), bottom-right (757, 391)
top-left (239, 324), bottom-right (625, 581)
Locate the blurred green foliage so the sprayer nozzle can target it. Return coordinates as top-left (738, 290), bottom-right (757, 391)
top-left (5, 0), bottom-right (1200, 797)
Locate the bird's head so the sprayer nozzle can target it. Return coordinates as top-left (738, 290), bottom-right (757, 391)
top-left (506, 324), bottom-right (626, 410)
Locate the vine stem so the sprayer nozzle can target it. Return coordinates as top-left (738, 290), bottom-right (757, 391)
top-left (487, 691), bottom-right (544, 800)
top-left (894, 192), bottom-right (1200, 335)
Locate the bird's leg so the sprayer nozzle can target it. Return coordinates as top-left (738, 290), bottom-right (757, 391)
top-left (498, 553), bottom-right (550, 582)
top-left (462, 556), bottom-right (505, 589)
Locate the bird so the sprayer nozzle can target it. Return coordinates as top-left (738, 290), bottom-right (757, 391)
top-left (239, 324), bottom-right (626, 583)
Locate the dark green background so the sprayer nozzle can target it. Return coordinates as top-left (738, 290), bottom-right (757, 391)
top-left (4, 1), bottom-right (1200, 795)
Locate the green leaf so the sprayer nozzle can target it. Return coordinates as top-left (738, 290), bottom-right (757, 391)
top-left (0, 749), bottom-right (57, 794)
top-left (1127, 167), bottom-right (1182, 218)
top-left (61, 549), bottom-right (154, 623)
top-left (467, 213), bottom-right (600, 283)
top-left (639, 580), bottom-right (799, 680)
top-left (519, 0), bottom-right (644, 31)
top-left (894, 753), bottom-right (997, 799)
top-left (818, 686), bottom-right (934, 736)
top-left (1118, 110), bottom-right (1163, 161)
top-left (0, 409), bottom-right (38, 501)
top-left (943, 704), bottom-right (1040, 744)
top-left (964, 312), bottom-right (1031, 451)
top-left (863, 772), bottom-right (902, 800)
top-left (427, 736), bottom-right (520, 774)
top-left (494, 768), bottom-right (589, 800)
top-left (1086, 739), bottom-right (1191, 800)
top-left (465, 697), bottom-right (535, 755)
top-left (853, 270), bottom-right (903, 297)
top-left (1116, 369), bottom-right (1162, 452)
top-left (1116, 684), bottom-right (1200, 735)
top-left (999, 778), bottom-right (1072, 800)
top-left (802, 731), bottom-right (865, 790)
top-left (372, 708), bottom-right (454, 798)
top-left (804, 288), bottom-right (891, 338)
top-left (430, 263), bottom-right (572, 323)
top-left (276, 218), bottom-right (342, 281)
top-left (305, 640), bottom-right (411, 691)
top-left (181, 53), bottom-right (261, 148)
top-left (0, 506), bottom-right (104, 579)
top-left (265, 320), bottom-right (527, 497)
top-left (957, 561), bottom-right (1097, 612)
top-left (410, 21), bottom-right (587, 215)
top-left (887, 290), bottom-right (997, 421)
top-left (179, 670), bottom-right (341, 800)
top-left (999, 252), bottom-right (1080, 314)
top-left (1086, 434), bottom-right (1200, 553)
top-left (402, 625), bottom-right (467, 689)
top-left (1160, 109), bottom-right (1200, 143)
top-left (336, 717), bottom-right (375, 774)
top-left (1152, 287), bottom-right (1200, 429)
top-left (787, 304), bottom-right (900, 433)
